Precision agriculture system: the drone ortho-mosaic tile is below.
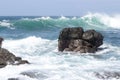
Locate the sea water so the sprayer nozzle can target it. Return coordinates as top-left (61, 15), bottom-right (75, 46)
top-left (0, 13), bottom-right (120, 80)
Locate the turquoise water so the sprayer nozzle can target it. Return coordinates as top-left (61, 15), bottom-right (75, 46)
top-left (0, 13), bottom-right (120, 80)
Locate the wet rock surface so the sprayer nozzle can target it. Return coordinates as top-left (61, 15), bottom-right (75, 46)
top-left (0, 37), bottom-right (29, 68)
top-left (58, 27), bottom-right (103, 53)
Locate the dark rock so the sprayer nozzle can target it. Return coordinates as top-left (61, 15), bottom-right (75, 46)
top-left (0, 48), bottom-right (16, 65)
top-left (58, 40), bottom-right (70, 51)
top-left (0, 58), bottom-right (7, 68)
top-left (59, 28), bottom-right (70, 40)
top-left (15, 57), bottom-right (22, 61)
top-left (82, 30), bottom-right (103, 47)
top-left (0, 37), bottom-right (29, 68)
top-left (58, 27), bottom-right (103, 53)
top-left (59, 27), bottom-right (84, 40)
top-left (15, 60), bottom-right (30, 65)
top-left (0, 48), bottom-right (30, 68)
top-left (8, 78), bottom-right (19, 80)
top-left (58, 27), bottom-right (84, 51)
top-left (64, 39), bottom-right (96, 53)
top-left (0, 37), bottom-right (3, 48)
top-left (69, 27), bottom-right (84, 39)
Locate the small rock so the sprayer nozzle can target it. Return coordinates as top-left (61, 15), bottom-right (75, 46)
top-left (15, 57), bottom-right (22, 61)
top-left (8, 78), bottom-right (19, 80)
top-left (16, 60), bottom-right (29, 65)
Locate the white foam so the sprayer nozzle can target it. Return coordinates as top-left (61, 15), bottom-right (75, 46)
top-left (0, 20), bottom-right (13, 28)
top-left (72, 16), bottom-right (77, 20)
top-left (96, 13), bottom-right (120, 29)
top-left (21, 16), bottom-right (52, 21)
top-left (82, 13), bottom-right (120, 29)
top-left (59, 15), bottom-right (69, 20)
top-left (41, 16), bottom-right (51, 20)
top-left (2, 36), bottom-right (57, 57)
top-left (1, 36), bottom-right (120, 80)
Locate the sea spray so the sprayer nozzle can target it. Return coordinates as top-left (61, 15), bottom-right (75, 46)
top-left (0, 13), bottom-right (120, 80)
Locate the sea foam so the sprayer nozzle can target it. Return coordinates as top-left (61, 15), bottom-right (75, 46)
top-left (82, 13), bottom-right (120, 29)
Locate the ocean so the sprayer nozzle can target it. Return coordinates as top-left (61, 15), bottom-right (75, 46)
top-left (0, 13), bottom-right (120, 80)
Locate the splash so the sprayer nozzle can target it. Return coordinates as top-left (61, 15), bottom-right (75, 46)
top-left (0, 20), bottom-right (13, 28)
top-left (82, 13), bottom-right (120, 29)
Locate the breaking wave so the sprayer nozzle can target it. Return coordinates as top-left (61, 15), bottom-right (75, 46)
top-left (0, 13), bottom-right (120, 31)
top-left (1, 36), bottom-right (120, 80)
top-left (0, 13), bottom-right (120, 80)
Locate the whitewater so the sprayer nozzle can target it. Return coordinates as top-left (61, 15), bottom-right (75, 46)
top-left (0, 13), bottom-right (120, 80)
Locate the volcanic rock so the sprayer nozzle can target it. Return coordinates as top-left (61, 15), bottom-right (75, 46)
top-left (58, 27), bottom-right (103, 53)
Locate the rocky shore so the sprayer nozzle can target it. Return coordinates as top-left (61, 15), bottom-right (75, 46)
top-left (0, 37), bottom-right (29, 68)
top-left (58, 27), bottom-right (104, 53)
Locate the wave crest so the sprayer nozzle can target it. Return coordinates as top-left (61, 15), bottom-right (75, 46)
top-left (1, 13), bottom-right (120, 30)
top-left (0, 20), bottom-right (13, 28)
top-left (82, 13), bottom-right (120, 29)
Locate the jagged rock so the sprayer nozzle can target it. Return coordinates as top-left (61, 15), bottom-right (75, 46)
top-left (0, 37), bottom-right (29, 68)
top-left (0, 37), bottom-right (4, 48)
top-left (58, 27), bottom-right (103, 53)
top-left (0, 48), bottom-right (16, 64)
top-left (15, 57), bottom-right (22, 61)
top-left (0, 48), bottom-right (29, 68)
top-left (15, 60), bottom-right (29, 65)
top-left (58, 27), bottom-right (84, 51)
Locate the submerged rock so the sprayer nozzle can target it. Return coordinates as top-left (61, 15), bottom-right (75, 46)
top-left (8, 78), bottom-right (19, 80)
top-left (94, 71), bottom-right (120, 79)
top-left (58, 27), bottom-right (103, 53)
top-left (20, 70), bottom-right (48, 79)
top-left (0, 37), bottom-right (29, 68)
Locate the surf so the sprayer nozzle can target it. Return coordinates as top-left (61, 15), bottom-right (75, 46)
top-left (0, 13), bottom-right (120, 80)
top-left (0, 13), bottom-right (120, 31)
